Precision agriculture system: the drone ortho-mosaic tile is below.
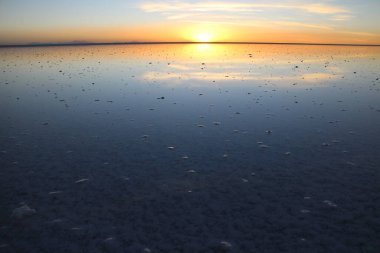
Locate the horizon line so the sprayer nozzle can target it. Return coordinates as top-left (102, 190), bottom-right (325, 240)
top-left (1, 41), bottom-right (380, 48)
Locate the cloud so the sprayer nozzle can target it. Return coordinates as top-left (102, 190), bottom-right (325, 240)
top-left (331, 15), bottom-right (354, 21)
top-left (301, 3), bottom-right (349, 14)
top-left (272, 21), bottom-right (333, 30)
top-left (140, 1), bottom-right (350, 31)
top-left (137, 1), bottom-right (380, 42)
top-left (176, 18), bottom-right (333, 31)
top-left (167, 13), bottom-right (248, 21)
top-left (339, 31), bottom-right (379, 37)
top-left (140, 1), bottom-right (350, 15)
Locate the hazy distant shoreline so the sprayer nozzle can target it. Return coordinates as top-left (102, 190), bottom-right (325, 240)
top-left (1, 41), bottom-right (380, 48)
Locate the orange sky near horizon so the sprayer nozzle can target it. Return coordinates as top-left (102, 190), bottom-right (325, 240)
top-left (2, 24), bottom-right (379, 45)
top-left (0, 0), bottom-right (380, 45)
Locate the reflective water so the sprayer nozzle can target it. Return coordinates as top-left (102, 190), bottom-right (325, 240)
top-left (1, 44), bottom-right (380, 252)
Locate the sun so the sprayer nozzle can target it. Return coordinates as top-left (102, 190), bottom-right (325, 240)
top-left (182, 26), bottom-right (223, 42)
top-left (195, 32), bottom-right (214, 42)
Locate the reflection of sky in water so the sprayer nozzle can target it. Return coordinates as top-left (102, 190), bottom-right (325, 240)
top-left (0, 44), bottom-right (380, 252)
top-left (140, 44), bottom-right (377, 85)
top-left (1, 44), bottom-right (380, 163)
top-left (143, 44), bottom-right (346, 84)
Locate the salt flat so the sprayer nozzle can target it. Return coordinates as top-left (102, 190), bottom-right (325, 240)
top-left (0, 44), bottom-right (379, 252)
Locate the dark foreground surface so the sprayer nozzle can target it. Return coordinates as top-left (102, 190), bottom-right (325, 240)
top-left (0, 44), bottom-right (380, 252)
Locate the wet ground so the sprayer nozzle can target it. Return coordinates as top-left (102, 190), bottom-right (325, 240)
top-left (0, 44), bottom-right (380, 252)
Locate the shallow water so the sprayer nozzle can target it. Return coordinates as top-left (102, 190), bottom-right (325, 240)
top-left (0, 44), bottom-right (380, 252)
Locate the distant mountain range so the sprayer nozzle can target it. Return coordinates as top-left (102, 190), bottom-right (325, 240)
top-left (1, 41), bottom-right (379, 48)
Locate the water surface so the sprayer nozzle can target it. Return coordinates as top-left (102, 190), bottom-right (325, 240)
top-left (1, 44), bottom-right (380, 252)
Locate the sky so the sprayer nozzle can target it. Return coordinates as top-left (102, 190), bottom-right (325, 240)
top-left (0, 0), bottom-right (380, 45)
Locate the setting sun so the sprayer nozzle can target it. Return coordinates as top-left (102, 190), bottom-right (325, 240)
top-left (195, 32), bottom-right (214, 42)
